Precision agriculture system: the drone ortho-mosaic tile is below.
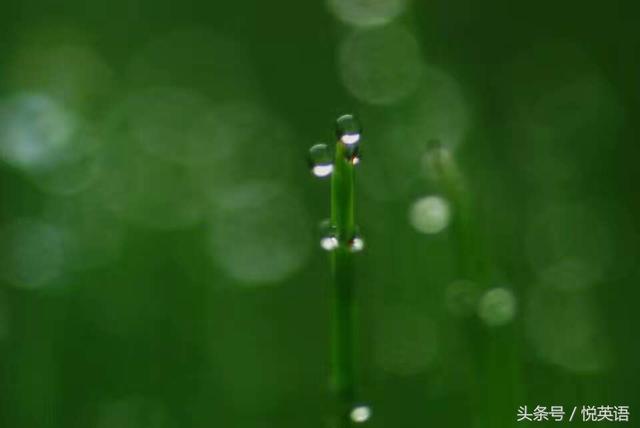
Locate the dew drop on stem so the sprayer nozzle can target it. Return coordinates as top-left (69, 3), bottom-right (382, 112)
top-left (345, 145), bottom-right (361, 166)
top-left (319, 219), bottom-right (339, 251)
top-left (350, 404), bottom-right (372, 423)
top-left (348, 234), bottom-right (365, 252)
top-left (308, 143), bottom-right (333, 178)
top-left (336, 114), bottom-right (362, 146)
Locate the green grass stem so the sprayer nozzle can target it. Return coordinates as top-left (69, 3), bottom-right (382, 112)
top-left (329, 125), bottom-right (359, 426)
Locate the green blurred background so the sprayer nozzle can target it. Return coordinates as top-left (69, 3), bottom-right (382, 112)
top-left (0, 0), bottom-right (639, 427)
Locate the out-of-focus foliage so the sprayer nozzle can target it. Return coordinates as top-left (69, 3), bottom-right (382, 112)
top-left (0, 0), bottom-right (639, 427)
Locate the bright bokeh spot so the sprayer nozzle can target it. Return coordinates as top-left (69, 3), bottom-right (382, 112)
top-left (0, 93), bottom-right (80, 172)
top-left (409, 195), bottom-right (451, 234)
top-left (0, 92), bottom-right (102, 195)
top-left (477, 287), bottom-right (517, 327)
top-left (338, 25), bottom-right (423, 105)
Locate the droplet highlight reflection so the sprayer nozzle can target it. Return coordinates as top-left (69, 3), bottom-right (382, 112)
top-left (320, 235), bottom-right (340, 251)
top-left (336, 114), bottom-right (362, 146)
top-left (319, 220), bottom-right (339, 251)
top-left (348, 235), bottom-right (365, 252)
top-left (350, 405), bottom-right (371, 423)
top-left (349, 153), bottom-right (361, 165)
top-left (308, 143), bottom-right (333, 178)
top-left (319, 220), bottom-right (364, 253)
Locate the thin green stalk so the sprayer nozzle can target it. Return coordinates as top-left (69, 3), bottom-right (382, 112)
top-left (328, 117), bottom-right (360, 426)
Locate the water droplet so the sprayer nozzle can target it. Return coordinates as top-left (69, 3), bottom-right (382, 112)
top-left (344, 144), bottom-right (361, 166)
top-left (319, 220), bottom-right (364, 252)
top-left (336, 114), bottom-right (361, 146)
top-left (350, 405), bottom-right (371, 423)
top-left (321, 235), bottom-right (339, 251)
top-left (308, 143), bottom-right (333, 178)
top-left (319, 220), bottom-right (339, 251)
top-left (348, 234), bottom-right (365, 252)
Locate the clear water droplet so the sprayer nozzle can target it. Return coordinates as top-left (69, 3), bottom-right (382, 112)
top-left (344, 144), bottom-right (361, 165)
top-left (336, 114), bottom-right (361, 146)
top-left (350, 405), bottom-right (371, 423)
top-left (319, 220), bottom-right (339, 251)
top-left (321, 235), bottom-right (339, 251)
top-left (348, 234), bottom-right (365, 252)
top-left (308, 143), bottom-right (333, 178)
top-left (319, 221), bottom-right (364, 252)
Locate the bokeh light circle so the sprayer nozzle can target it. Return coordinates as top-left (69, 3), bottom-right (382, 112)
top-left (409, 195), bottom-right (451, 234)
top-left (526, 285), bottom-right (609, 373)
top-left (123, 87), bottom-right (215, 165)
top-left (477, 287), bottom-right (517, 327)
top-left (359, 66), bottom-right (470, 200)
top-left (208, 182), bottom-right (312, 285)
top-left (328, 0), bottom-right (407, 27)
top-left (338, 25), bottom-right (423, 105)
top-left (0, 93), bottom-right (80, 172)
